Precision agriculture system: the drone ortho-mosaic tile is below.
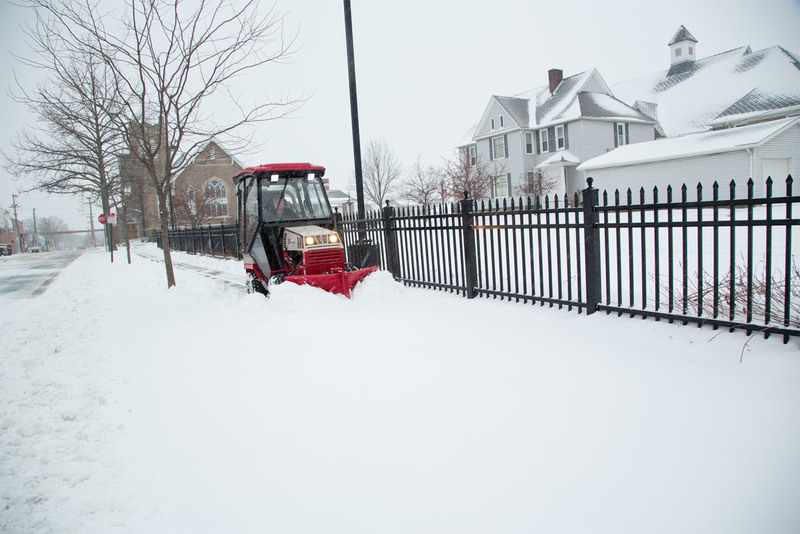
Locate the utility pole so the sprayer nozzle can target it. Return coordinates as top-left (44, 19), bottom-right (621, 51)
top-left (11, 194), bottom-right (22, 252)
top-left (343, 0), bottom-right (365, 224)
top-left (88, 202), bottom-right (96, 247)
top-left (32, 208), bottom-right (37, 234)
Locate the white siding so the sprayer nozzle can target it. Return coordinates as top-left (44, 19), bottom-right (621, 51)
top-left (587, 151), bottom-right (752, 201)
top-left (754, 124), bottom-right (800, 191)
top-left (586, 124), bottom-right (800, 201)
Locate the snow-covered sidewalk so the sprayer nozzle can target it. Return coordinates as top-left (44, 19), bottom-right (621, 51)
top-left (1, 244), bottom-right (798, 533)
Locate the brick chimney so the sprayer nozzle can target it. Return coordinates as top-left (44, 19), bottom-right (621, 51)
top-left (548, 69), bottom-right (563, 94)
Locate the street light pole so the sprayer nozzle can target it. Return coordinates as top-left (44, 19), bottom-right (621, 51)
top-left (343, 0), bottom-right (365, 224)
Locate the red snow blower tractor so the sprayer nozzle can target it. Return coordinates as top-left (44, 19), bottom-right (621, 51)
top-left (234, 163), bottom-right (378, 298)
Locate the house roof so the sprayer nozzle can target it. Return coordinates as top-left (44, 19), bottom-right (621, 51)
top-left (536, 150), bottom-right (581, 169)
top-left (668, 25), bottom-right (697, 45)
top-left (171, 139), bottom-right (245, 184)
top-left (613, 45), bottom-right (800, 136)
top-left (578, 116), bottom-right (799, 171)
top-left (473, 70), bottom-right (653, 140)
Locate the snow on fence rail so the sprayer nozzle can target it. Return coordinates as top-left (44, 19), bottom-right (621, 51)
top-left (337, 176), bottom-right (799, 343)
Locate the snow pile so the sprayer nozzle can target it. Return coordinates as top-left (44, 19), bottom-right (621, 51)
top-left (1, 244), bottom-right (799, 533)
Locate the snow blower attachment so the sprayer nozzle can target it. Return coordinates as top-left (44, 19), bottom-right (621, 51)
top-left (234, 163), bottom-right (379, 298)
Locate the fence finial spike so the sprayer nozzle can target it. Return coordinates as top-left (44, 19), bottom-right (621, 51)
top-left (586, 177), bottom-right (594, 188)
top-left (385, 200), bottom-right (390, 206)
top-left (463, 190), bottom-right (470, 199)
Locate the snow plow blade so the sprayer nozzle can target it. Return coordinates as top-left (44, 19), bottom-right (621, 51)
top-left (284, 266), bottom-right (379, 298)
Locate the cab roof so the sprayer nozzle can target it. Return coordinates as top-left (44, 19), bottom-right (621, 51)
top-left (233, 163), bottom-right (326, 182)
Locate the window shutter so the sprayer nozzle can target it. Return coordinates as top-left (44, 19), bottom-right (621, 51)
top-left (504, 135), bottom-right (508, 158)
top-left (564, 123), bottom-right (569, 150)
top-left (625, 123), bottom-right (630, 145)
top-left (535, 130), bottom-right (540, 154)
top-left (489, 139), bottom-right (494, 161)
top-left (613, 123), bottom-right (619, 148)
top-left (548, 128), bottom-right (555, 153)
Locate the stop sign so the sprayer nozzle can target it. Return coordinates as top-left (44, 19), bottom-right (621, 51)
top-left (98, 214), bottom-right (106, 224)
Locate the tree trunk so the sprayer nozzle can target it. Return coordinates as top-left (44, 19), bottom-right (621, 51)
top-left (157, 189), bottom-right (176, 288)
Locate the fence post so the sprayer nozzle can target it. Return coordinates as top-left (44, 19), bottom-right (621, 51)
top-left (382, 201), bottom-right (401, 279)
top-left (220, 222), bottom-right (226, 257)
top-left (333, 209), bottom-right (343, 238)
top-left (208, 224), bottom-right (214, 256)
top-left (582, 178), bottom-right (601, 314)
top-left (460, 191), bottom-right (478, 299)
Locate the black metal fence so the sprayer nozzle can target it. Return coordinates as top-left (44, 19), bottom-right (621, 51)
top-left (157, 223), bottom-right (240, 259)
top-left (337, 176), bottom-right (799, 342)
top-left (155, 177), bottom-right (799, 342)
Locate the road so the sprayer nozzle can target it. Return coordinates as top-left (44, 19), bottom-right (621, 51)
top-left (0, 251), bottom-right (82, 319)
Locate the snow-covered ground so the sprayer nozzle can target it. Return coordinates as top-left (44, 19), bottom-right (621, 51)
top-left (1, 243), bottom-right (798, 534)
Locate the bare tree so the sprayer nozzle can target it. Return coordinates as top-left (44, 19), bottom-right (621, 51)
top-left (514, 169), bottom-right (560, 199)
top-left (362, 139), bottom-right (402, 208)
top-left (36, 215), bottom-right (69, 250)
top-left (171, 183), bottom-right (217, 228)
top-left (4, 45), bottom-right (125, 253)
top-left (402, 156), bottom-right (439, 206)
top-left (28, 0), bottom-right (301, 287)
top-left (437, 149), bottom-right (499, 201)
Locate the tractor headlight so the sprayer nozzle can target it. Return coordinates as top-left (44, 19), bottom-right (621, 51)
top-left (329, 234), bottom-right (339, 244)
top-left (305, 236), bottom-right (316, 246)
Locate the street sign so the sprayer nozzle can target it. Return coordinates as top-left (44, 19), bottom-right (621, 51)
top-left (98, 213), bottom-right (116, 225)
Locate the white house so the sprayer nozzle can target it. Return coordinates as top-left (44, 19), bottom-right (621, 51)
top-left (613, 26), bottom-right (800, 137)
top-left (578, 116), bottom-right (800, 201)
top-left (462, 26), bottom-right (800, 201)
top-left (579, 26), bottom-right (800, 199)
top-left (460, 69), bottom-right (656, 199)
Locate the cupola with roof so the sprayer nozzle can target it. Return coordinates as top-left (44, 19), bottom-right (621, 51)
top-left (668, 25), bottom-right (698, 67)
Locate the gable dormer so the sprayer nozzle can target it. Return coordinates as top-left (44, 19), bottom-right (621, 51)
top-left (669, 25), bottom-right (698, 67)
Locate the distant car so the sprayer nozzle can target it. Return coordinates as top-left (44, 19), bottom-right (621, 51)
top-left (29, 245), bottom-right (42, 253)
top-left (0, 244), bottom-right (11, 256)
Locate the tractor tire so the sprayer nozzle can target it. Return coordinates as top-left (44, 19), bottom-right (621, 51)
top-left (246, 273), bottom-right (268, 296)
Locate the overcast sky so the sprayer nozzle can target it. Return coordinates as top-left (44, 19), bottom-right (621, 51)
top-left (2, 0), bottom-right (799, 230)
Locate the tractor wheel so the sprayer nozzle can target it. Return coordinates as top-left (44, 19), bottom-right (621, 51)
top-left (246, 273), bottom-right (268, 296)
top-left (269, 273), bottom-right (286, 285)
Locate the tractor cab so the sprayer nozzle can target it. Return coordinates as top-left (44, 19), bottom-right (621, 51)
top-left (234, 163), bottom-right (377, 297)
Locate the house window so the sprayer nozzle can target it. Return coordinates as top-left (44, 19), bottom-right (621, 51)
top-left (491, 118), bottom-right (495, 130)
top-left (556, 125), bottom-right (565, 149)
top-left (539, 129), bottom-right (549, 153)
top-left (468, 145), bottom-right (477, 166)
top-left (675, 48), bottom-right (682, 57)
top-left (525, 132), bottom-right (534, 154)
top-left (187, 187), bottom-right (197, 215)
top-left (210, 145), bottom-right (216, 160)
top-left (494, 174), bottom-right (509, 197)
top-left (688, 46), bottom-right (693, 55)
top-left (205, 179), bottom-right (226, 199)
top-left (500, 116), bottom-right (504, 128)
top-left (492, 136), bottom-right (506, 159)
top-left (615, 123), bottom-right (629, 146)
top-left (205, 179), bottom-right (228, 216)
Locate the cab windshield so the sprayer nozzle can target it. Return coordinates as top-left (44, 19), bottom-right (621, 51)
top-left (260, 176), bottom-right (333, 223)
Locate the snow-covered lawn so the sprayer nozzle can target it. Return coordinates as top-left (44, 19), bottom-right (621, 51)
top-left (1, 243), bottom-right (798, 534)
